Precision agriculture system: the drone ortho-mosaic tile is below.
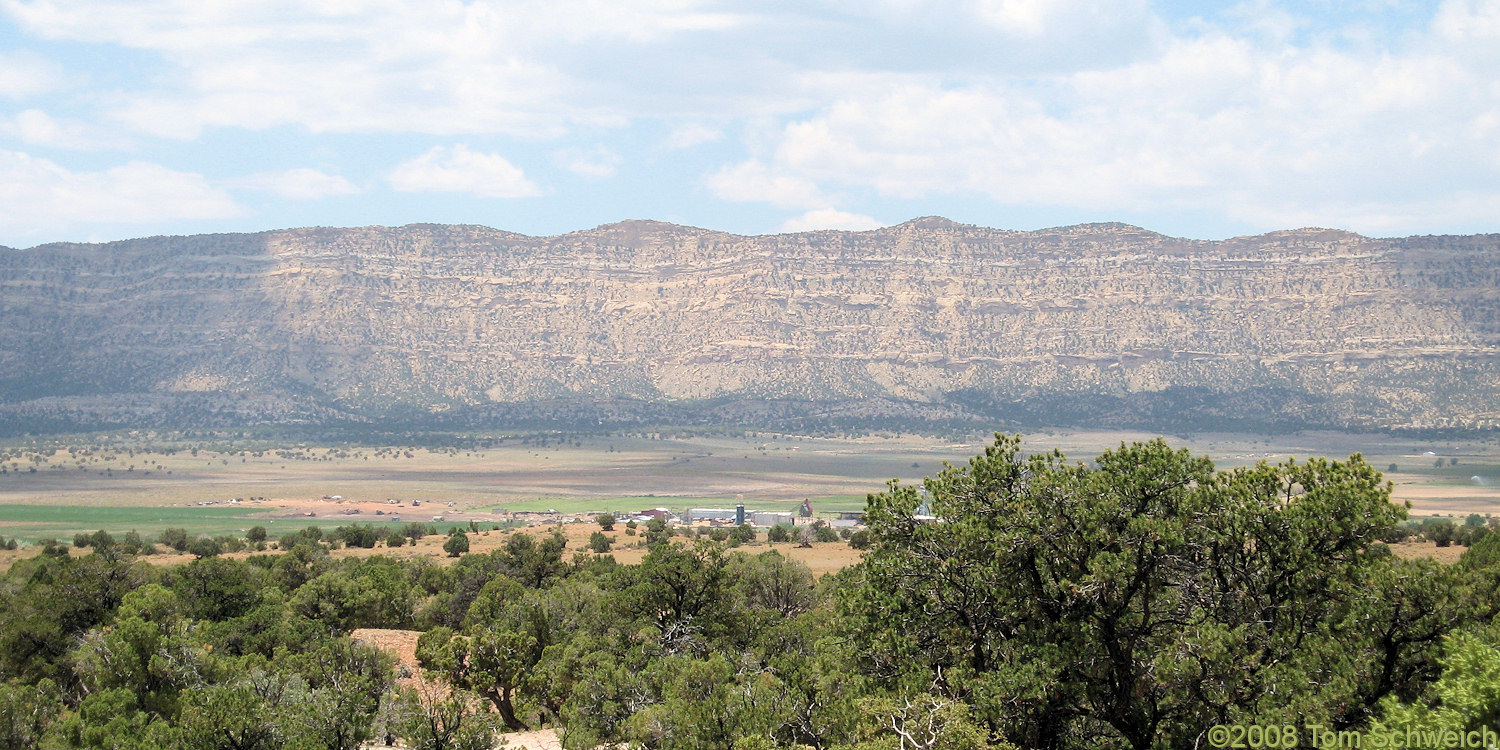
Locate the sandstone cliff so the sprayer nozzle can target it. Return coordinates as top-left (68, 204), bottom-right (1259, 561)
top-left (1, 218), bottom-right (1496, 432)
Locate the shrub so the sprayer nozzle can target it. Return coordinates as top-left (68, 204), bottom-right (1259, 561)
top-left (121, 530), bottom-right (155, 555)
top-left (158, 527), bottom-right (190, 552)
top-left (848, 529), bottom-right (872, 550)
top-left (730, 523), bottom-right (756, 546)
top-left (187, 537), bottom-right (222, 558)
top-left (216, 535), bottom-right (246, 553)
top-left (589, 531), bottom-right (613, 553)
top-left (335, 524), bottom-right (381, 549)
top-left (1427, 520), bottom-right (1457, 547)
top-left (444, 531), bottom-right (470, 558)
top-left (767, 524), bottom-right (792, 543)
top-left (643, 518), bottom-right (671, 547)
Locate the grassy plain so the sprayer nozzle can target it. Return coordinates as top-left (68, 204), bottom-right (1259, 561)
top-left (0, 428), bottom-right (1496, 547)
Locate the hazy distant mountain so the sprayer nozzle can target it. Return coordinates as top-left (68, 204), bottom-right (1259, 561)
top-left (1, 218), bottom-right (1497, 434)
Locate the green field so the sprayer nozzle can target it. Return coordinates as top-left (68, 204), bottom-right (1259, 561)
top-left (0, 504), bottom-right (433, 543)
top-left (480, 493), bottom-right (869, 516)
top-left (0, 428), bottom-right (1496, 542)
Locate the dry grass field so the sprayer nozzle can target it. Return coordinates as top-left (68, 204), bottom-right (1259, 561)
top-left (1387, 540), bottom-right (1471, 564)
top-left (0, 428), bottom-right (1496, 568)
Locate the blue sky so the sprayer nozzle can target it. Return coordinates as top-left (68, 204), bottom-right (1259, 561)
top-left (1, 0), bottom-right (1497, 247)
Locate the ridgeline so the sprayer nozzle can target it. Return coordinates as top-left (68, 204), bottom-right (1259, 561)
top-left (2, 218), bottom-right (1497, 434)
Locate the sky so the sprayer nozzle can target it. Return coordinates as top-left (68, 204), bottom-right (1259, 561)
top-left (0, 0), bottom-right (1498, 247)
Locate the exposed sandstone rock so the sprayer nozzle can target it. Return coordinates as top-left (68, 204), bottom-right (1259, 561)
top-left (1, 219), bottom-right (1496, 432)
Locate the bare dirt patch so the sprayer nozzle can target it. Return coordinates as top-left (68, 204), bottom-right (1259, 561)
top-left (351, 627), bottom-right (428, 691)
top-left (1388, 540), bottom-right (1469, 564)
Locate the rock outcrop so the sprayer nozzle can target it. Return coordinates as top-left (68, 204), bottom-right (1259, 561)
top-left (2, 219), bottom-right (1496, 432)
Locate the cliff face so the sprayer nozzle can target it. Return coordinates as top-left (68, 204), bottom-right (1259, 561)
top-left (1, 218), bottom-right (1497, 432)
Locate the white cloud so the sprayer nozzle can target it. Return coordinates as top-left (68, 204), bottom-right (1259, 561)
top-left (780, 208), bottom-right (884, 232)
top-left (0, 150), bottom-right (241, 238)
top-left (0, 109), bottom-right (121, 149)
top-left (706, 160), bottom-right (831, 210)
top-left (0, 51), bottom-right (64, 98)
top-left (2, 0), bottom-right (1500, 239)
top-left (554, 146), bottom-right (621, 179)
top-left (386, 145), bottom-right (544, 198)
top-left (663, 122), bottom-right (723, 150)
top-left (0, 0), bottom-right (754, 138)
top-left (704, 9), bottom-right (1500, 236)
top-left (235, 168), bottom-right (361, 200)
top-left (0, 0), bottom-right (1159, 142)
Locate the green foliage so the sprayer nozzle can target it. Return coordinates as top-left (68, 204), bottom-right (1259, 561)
top-left (120, 530), bottom-right (155, 555)
top-left (44, 687), bottom-right (165, 750)
top-left (0, 678), bottom-right (58, 749)
top-left (767, 524), bottom-right (792, 543)
top-left (643, 517), bottom-right (671, 547)
top-left (729, 523), bottom-right (756, 546)
top-left (158, 527), bottom-right (190, 552)
top-left (1462, 530), bottom-right (1500, 571)
top-left (628, 542), bottom-right (730, 646)
top-left (844, 434), bottom-right (1441, 749)
top-left (595, 513), bottom-right (616, 531)
top-left (289, 557), bottom-right (418, 631)
top-left (170, 680), bottom-right (290, 750)
top-left (847, 528), bottom-right (871, 549)
top-left (1373, 626), bottom-right (1500, 735)
top-left (730, 550), bottom-right (815, 617)
top-left (70, 584), bottom-right (206, 719)
top-left (73, 530), bottom-right (114, 549)
top-left (170, 556), bottom-right (265, 621)
top-left (444, 531), bottom-right (470, 558)
top-left (496, 530), bottom-right (569, 588)
top-left (846, 694), bottom-right (1012, 750)
top-left (393, 683), bottom-right (499, 750)
top-left (0, 434), bottom-right (1488, 750)
top-left (0, 551), bottom-right (143, 683)
top-left (1428, 520), bottom-right (1458, 547)
top-left (187, 536), bottom-right (222, 558)
top-left (588, 531), bottom-right (613, 553)
top-left (334, 523), bottom-right (381, 549)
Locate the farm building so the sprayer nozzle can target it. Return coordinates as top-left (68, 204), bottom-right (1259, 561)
top-left (684, 508), bottom-right (738, 523)
top-left (752, 511), bottom-right (795, 527)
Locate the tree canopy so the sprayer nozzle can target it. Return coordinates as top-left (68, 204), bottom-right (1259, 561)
top-left (0, 434), bottom-right (1494, 750)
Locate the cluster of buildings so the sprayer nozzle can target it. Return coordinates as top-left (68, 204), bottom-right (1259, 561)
top-left (602, 503), bottom-right (863, 529)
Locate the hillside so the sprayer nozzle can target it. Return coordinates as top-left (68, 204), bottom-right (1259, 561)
top-left (1, 218), bottom-right (1497, 433)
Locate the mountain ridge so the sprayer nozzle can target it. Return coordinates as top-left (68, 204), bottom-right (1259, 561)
top-left (2, 219), bottom-right (1497, 434)
top-left (10, 217), bottom-right (1413, 253)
